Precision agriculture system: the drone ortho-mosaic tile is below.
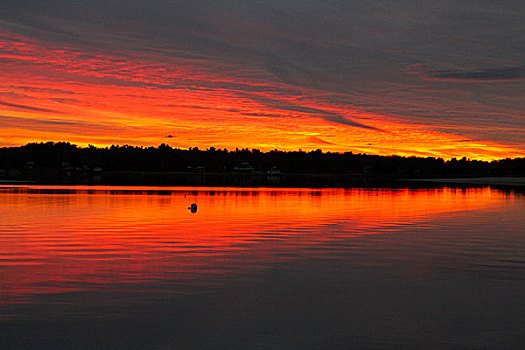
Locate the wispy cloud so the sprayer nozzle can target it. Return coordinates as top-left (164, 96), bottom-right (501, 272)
top-left (237, 92), bottom-right (382, 131)
top-left (410, 65), bottom-right (525, 82)
top-left (0, 100), bottom-right (62, 114)
top-left (308, 136), bottom-right (335, 146)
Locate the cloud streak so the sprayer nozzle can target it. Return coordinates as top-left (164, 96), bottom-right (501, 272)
top-left (0, 100), bottom-right (62, 114)
top-left (237, 92), bottom-right (382, 131)
top-left (411, 65), bottom-right (525, 82)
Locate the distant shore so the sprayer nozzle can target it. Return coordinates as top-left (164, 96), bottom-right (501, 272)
top-left (407, 177), bottom-right (525, 187)
top-left (0, 172), bottom-right (390, 188)
top-left (2, 174), bottom-right (525, 189)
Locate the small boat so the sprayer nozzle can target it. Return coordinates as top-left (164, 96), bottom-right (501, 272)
top-left (188, 203), bottom-right (197, 213)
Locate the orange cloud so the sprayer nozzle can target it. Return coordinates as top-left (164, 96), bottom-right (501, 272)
top-left (0, 29), bottom-right (523, 160)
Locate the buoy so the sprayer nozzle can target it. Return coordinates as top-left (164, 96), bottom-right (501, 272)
top-left (188, 203), bottom-right (197, 213)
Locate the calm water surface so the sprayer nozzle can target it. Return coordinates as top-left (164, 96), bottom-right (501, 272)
top-left (1, 186), bottom-right (524, 349)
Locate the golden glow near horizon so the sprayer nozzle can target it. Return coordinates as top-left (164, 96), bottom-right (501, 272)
top-left (1, 29), bottom-right (524, 161)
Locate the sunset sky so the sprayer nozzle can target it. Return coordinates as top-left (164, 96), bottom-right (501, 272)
top-left (1, 1), bottom-right (524, 160)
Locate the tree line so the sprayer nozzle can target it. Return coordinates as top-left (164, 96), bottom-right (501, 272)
top-left (1, 142), bottom-right (524, 178)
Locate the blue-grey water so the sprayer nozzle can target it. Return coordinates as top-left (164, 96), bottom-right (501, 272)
top-left (1, 186), bottom-right (524, 349)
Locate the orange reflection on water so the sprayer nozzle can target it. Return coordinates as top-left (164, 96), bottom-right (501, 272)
top-left (0, 186), bottom-right (509, 304)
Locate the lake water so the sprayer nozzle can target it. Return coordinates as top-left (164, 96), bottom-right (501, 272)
top-left (1, 186), bottom-right (524, 349)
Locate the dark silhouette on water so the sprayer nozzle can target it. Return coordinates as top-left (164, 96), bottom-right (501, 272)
top-left (188, 203), bottom-right (198, 213)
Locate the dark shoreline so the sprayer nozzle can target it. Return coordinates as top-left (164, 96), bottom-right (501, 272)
top-left (406, 176), bottom-right (525, 187)
top-left (1, 171), bottom-right (397, 188)
top-left (2, 142), bottom-right (524, 186)
top-left (2, 173), bottom-right (525, 191)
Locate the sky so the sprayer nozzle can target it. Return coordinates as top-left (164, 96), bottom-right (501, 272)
top-left (0, 0), bottom-right (524, 160)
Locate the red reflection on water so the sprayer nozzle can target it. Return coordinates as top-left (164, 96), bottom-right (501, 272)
top-left (0, 186), bottom-right (507, 304)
